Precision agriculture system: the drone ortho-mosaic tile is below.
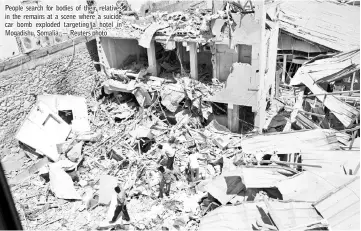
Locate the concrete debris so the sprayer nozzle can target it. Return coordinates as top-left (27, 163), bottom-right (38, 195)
top-left (98, 175), bottom-right (118, 205)
top-left (49, 164), bottom-right (81, 200)
top-left (66, 141), bottom-right (83, 162)
top-left (6, 1), bottom-right (360, 230)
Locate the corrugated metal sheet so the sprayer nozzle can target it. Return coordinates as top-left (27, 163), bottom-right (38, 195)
top-left (314, 177), bottom-right (360, 230)
top-left (301, 150), bottom-right (360, 174)
top-left (291, 49), bottom-right (360, 85)
top-left (204, 166), bottom-right (295, 204)
top-left (225, 166), bottom-right (296, 188)
top-left (277, 171), bottom-right (356, 202)
top-left (266, 200), bottom-right (325, 230)
top-left (199, 202), bottom-right (274, 231)
top-left (278, 0), bottom-right (360, 51)
top-left (242, 129), bottom-right (340, 155)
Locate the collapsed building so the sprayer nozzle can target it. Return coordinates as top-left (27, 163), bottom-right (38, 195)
top-left (0, 0), bottom-right (360, 230)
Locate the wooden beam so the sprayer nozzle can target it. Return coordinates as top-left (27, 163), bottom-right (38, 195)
top-left (147, 40), bottom-right (158, 76)
top-left (189, 42), bottom-right (198, 80)
top-left (281, 54), bottom-right (287, 83)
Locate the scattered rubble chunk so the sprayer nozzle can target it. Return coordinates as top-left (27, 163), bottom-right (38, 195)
top-left (49, 164), bottom-right (81, 200)
top-left (15, 101), bottom-right (71, 161)
top-left (98, 175), bottom-right (118, 205)
top-left (66, 141), bottom-right (83, 163)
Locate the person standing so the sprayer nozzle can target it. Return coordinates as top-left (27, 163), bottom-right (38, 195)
top-left (157, 166), bottom-right (175, 198)
top-left (188, 152), bottom-right (200, 183)
top-left (157, 137), bottom-right (176, 170)
top-left (111, 186), bottom-right (130, 223)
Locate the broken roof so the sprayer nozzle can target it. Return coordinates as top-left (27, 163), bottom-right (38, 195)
top-left (313, 176), bottom-right (360, 230)
top-left (277, 0), bottom-right (360, 51)
top-left (300, 150), bottom-right (360, 174)
top-left (242, 129), bottom-right (340, 155)
top-left (291, 49), bottom-right (360, 85)
top-left (265, 199), bottom-right (326, 230)
top-left (199, 201), bottom-right (274, 231)
top-left (277, 171), bottom-right (357, 202)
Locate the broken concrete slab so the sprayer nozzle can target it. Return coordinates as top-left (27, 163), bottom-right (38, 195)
top-left (138, 23), bottom-right (169, 48)
top-left (67, 141), bottom-right (83, 162)
top-left (1, 151), bottom-right (26, 173)
top-left (133, 87), bottom-right (152, 107)
top-left (129, 125), bottom-right (153, 139)
top-left (98, 175), bottom-right (118, 205)
top-left (76, 131), bottom-right (102, 142)
top-left (37, 94), bottom-right (91, 133)
top-left (9, 157), bottom-right (49, 185)
top-left (15, 101), bottom-right (71, 161)
top-left (160, 84), bottom-right (186, 112)
top-left (103, 79), bottom-right (136, 94)
top-left (49, 164), bottom-right (81, 200)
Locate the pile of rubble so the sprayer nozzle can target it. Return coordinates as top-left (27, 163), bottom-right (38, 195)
top-left (4, 51), bottom-right (359, 230)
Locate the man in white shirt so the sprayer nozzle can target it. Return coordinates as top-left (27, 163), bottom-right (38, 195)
top-left (188, 152), bottom-right (200, 183)
top-left (157, 137), bottom-right (176, 170)
top-left (111, 186), bottom-right (130, 223)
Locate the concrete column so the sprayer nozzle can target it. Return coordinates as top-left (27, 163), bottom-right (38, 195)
top-left (147, 40), bottom-right (158, 76)
top-left (227, 104), bottom-right (240, 133)
top-left (281, 54), bottom-right (287, 83)
top-left (189, 42), bottom-right (198, 80)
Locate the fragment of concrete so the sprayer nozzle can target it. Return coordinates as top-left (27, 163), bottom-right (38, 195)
top-left (108, 148), bottom-right (126, 162)
top-left (206, 120), bottom-right (231, 133)
top-left (79, 180), bottom-right (87, 187)
top-left (103, 79), bottom-right (136, 94)
top-left (49, 164), bottom-right (81, 200)
top-left (66, 141), bottom-right (84, 162)
top-left (211, 19), bottom-right (226, 39)
top-left (9, 157), bottom-right (49, 185)
top-left (129, 125), bottom-right (153, 139)
top-left (231, 14), bottom-right (259, 47)
top-left (56, 139), bottom-right (77, 155)
top-left (160, 84), bottom-right (186, 112)
top-left (138, 23), bottom-right (169, 48)
top-left (133, 87), bottom-right (152, 107)
top-left (98, 175), bottom-right (118, 205)
top-left (76, 131), bottom-right (102, 142)
top-left (212, 135), bottom-right (231, 149)
top-left (15, 101), bottom-right (71, 161)
top-left (1, 152), bottom-right (25, 173)
top-left (37, 94), bottom-right (91, 133)
top-left (205, 63), bottom-right (257, 108)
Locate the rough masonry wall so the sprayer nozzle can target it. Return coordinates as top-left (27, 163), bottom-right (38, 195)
top-left (0, 43), bottom-right (100, 158)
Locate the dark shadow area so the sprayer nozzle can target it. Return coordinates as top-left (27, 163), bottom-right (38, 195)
top-left (58, 110), bottom-right (74, 125)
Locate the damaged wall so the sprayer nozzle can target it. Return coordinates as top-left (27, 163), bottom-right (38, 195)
top-left (0, 43), bottom-right (100, 157)
top-left (100, 38), bottom-right (147, 69)
top-left (215, 44), bottom-right (238, 82)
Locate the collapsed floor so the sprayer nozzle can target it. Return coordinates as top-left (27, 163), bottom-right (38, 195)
top-left (3, 60), bottom-right (359, 230)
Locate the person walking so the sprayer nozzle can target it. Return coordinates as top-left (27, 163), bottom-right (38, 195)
top-left (111, 186), bottom-right (130, 223)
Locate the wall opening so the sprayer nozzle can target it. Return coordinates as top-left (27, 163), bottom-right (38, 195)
top-left (58, 110), bottom-right (74, 125)
top-left (101, 38), bottom-right (147, 70)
